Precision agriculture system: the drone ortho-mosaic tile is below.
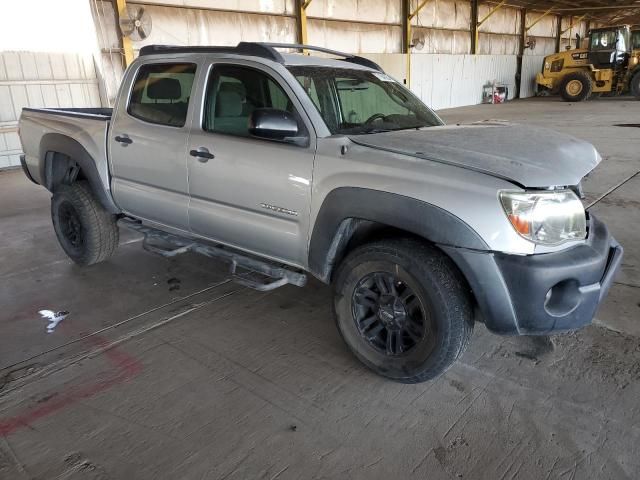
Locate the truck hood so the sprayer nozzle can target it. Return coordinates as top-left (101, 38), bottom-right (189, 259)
top-left (349, 122), bottom-right (600, 187)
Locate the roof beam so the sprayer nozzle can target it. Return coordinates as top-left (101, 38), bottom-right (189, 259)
top-left (560, 14), bottom-right (587, 36)
top-left (478, 0), bottom-right (507, 26)
top-left (525, 7), bottom-right (555, 32)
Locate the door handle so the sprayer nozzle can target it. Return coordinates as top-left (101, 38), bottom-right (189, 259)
top-left (114, 135), bottom-right (133, 145)
top-left (190, 147), bottom-right (215, 162)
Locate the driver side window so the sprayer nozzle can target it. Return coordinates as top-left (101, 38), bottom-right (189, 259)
top-left (203, 65), bottom-right (296, 137)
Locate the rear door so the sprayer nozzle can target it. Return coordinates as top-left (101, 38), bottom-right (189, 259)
top-left (186, 61), bottom-right (316, 267)
top-left (109, 60), bottom-right (198, 231)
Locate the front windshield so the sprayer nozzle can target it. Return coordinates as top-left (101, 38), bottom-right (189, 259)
top-left (287, 66), bottom-right (442, 135)
top-left (591, 30), bottom-right (617, 50)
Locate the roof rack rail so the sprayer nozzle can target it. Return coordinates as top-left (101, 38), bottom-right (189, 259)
top-left (138, 43), bottom-right (285, 63)
top-left (138, 42), bottom-right (383, 72)
top-left (257, 43), bottom-right (383, 71)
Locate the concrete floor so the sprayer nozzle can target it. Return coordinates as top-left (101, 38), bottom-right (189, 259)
top-left (0, 97), bottom-right (639, 479)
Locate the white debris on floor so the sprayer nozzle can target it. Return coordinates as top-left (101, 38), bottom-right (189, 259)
top-left (38, 310), bottom-right (68, 333)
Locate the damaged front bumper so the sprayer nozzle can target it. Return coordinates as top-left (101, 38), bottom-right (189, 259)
top-left (442, 215), bottom-right (623, 335)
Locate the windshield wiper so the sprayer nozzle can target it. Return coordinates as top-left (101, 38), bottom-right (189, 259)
top-left (359, 127), bottom-right (392, 134)
top-left (389, 125), bottom-right (428, 131)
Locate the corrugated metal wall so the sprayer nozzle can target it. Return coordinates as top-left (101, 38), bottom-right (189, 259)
top-left (520, 55), bottom-right (545, 99)
top-left (366, 53), bottom-right (518, 110)
top-left (0, 52), bottom-right (101, 168)
top-left (411, 54), bottom-right (517, 109)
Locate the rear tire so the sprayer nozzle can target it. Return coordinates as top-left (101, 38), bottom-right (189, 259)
top-left (51, 181), bottom-right (119, 265)
top-left (332, 238), bottom-right (474, 383)
top-left (630, 71), bottom-right (640, 99)
top-left (560, 71), bottom-right (593, 102)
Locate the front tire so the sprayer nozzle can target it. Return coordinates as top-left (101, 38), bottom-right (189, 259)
top-left (51, 181), bottom-right (119, 265)
top-left (560, 71), bottom-right (593, 102)
top-left (332, 238), bottom-right (474, 383)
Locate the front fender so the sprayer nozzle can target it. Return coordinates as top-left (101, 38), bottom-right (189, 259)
top-left (308, 187), bottom-right (488, 282)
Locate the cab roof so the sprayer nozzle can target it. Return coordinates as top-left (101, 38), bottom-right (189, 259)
top-left (138, 42), bottom-right (382, 72)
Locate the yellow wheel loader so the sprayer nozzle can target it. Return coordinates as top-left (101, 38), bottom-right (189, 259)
top-left (537, 25), bottom-right (640, 101)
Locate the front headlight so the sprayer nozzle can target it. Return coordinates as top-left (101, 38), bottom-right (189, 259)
top-left (500, 190), bottom-right (587, 245)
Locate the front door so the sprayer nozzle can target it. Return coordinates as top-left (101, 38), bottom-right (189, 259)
top-left (109, 61), bottom-right (198, 231)
top-left (187, 62), bottom-right (315, 267)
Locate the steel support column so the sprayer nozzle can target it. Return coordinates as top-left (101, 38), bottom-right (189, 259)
top-left (402, 0), bottom-right (410, 54)
top-left (113, 0), bottom-right (134, 66)
top-left (470, 0), bottom-right (478, 54)
top-left (516, 9), bottom-right (526, 98)
top-left (295, 0), bottom-right (312, 46)
top-left (555, 15), bottom-right (562, 52)
top-left (405, 0), bottom-right (433, 88)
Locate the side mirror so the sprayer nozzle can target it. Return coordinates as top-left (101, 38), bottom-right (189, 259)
top-left (248, 108), bottom-right (306, 146)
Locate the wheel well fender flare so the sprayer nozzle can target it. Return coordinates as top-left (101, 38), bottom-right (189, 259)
top-left (39, 133), bottom-right (120, 213)
top-left (308, 187), bottom-right (488, 282)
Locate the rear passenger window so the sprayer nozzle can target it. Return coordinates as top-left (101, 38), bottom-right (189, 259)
top-left (128, 63), bottom-right (196, 127)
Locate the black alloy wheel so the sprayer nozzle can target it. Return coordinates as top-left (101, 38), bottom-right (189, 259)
top-left (352, 271), bottom-right (428, 356)
top-left (57, 201), bottom-right (84, 252)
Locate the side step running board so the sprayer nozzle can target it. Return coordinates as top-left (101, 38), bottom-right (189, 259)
top-left (120, 219), bottom-right (307, 291)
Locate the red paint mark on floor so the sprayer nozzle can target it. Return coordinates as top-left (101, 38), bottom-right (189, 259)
top-left (0, 325), bottom-right (143, 437)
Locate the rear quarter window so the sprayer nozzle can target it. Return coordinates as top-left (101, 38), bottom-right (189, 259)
top-left (128, 63), bottom-right (196, 127)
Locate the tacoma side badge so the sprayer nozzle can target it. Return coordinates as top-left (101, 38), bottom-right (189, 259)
top-left (260, 203), bottom-right (298, 216)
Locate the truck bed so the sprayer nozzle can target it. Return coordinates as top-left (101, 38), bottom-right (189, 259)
top-left (22, 107), bottom-right (113, 121)
top-left (19, 107), bottom-right (113, 193)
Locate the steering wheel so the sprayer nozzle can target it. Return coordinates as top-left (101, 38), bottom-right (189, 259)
top-left (364, 113), bottom-right (387, 125)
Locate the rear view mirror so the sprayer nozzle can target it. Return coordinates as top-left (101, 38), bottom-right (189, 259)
top-left (249, 108), bottom-right (307, 146)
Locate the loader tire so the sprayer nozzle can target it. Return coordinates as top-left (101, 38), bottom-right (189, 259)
top-left (630, 71), bottom-right (640, 99)
top-left (560, 71), bottom-right (593, 102)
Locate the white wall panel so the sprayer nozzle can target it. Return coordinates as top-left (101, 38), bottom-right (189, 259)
top-left (129, 4), bottom-right (296, 49)
top-left (412, 0), bottom-right (470, 30)
top-left (417, 54), bottom-right (517, 109)
top-left (0, 51), bottom-right (101, 169)
top-left (520, 54), bottom-right (545, 99)
top-left (370, 53), bottom-right (518, 111)
top-left (411, 27), bottom-right (471, 54)
top-left (137, 0), bottom-right (294, 14)
top-left (525, 12), bottom-right (556, 38)
top-left (308, 20), bottom-right (401, 53)
top-left (307, 0), bottom-right (401, 24)
top-left (478, 5), bottom-right (520, 35)
top-left (527, 36), bottom-right (556, 56)
top-left (478, 33), bottom-right (518, 55)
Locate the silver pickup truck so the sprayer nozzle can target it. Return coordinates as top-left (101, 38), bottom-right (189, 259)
top-left (19, 42), bottom-right (623, 383)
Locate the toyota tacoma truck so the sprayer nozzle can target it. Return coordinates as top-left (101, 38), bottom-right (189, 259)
top-left (18, 42), bottom-right (623, 383)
